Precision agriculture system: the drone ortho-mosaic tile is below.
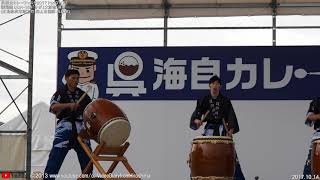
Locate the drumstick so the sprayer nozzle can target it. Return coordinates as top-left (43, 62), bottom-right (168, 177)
top-left (223, 118), bottom-right (235, 139)
top-left (54, 86), bottom-right (92, 119)
top-left (201, 110), bottom-right (210, 122)
top-left (194, 110), bottom-right (210, 129)
top-left (68, 86), bottom-right (92, 117)
top-left (201, 111), bottom-right (231, 137)
top-left (222, 118), bottom-right (229, 134)
top-left (77, 86), bottom-right (92, 104)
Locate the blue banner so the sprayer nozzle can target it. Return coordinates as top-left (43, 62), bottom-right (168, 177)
top-left (58, 46), bottom-right (320, 100)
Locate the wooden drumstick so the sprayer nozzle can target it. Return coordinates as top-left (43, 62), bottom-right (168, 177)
top-left (222, 118), bottom-right (230, 136)
top-left (223, 118), bottom-right (236, 140)
top-left (201, 110), bottom-right (210, 123)
top-left (68, 86), bottom-right (92, 113)
top-left (201, 112), bottom-right (232, 137)
top-left (54, 86), bottom-right (92, 118)
top-left (194, 110), bottom-right (210, 129)
top-left (77, 86), bottom-right (92, 104)
top-left (200, 111), bottom-right (232, 137)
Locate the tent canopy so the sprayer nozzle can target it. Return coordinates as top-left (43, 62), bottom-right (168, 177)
top-left (64, 0), bottom-right (320, 20)
top-left (0, 102), bottom-right (55, 150)
top-left (0, 102), bottom-right (56, 172)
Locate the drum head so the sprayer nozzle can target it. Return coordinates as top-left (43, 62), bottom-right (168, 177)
top-left (193, 136), bottom-right (232, 140)
top-left (192, 136), bottom-right (234, 145)
top-left (98, 119), bottom-right (131, 146)
top-left (313, 139), bottom-right (320, 144)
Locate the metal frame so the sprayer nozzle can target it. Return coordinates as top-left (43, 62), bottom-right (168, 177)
top-left (0, 0), bottom-right (35, 179)
top-left (60, 1), bottom-right (320, 47)
top-left (272, 0), bottom-right (277, 46)
top-left (65, 2), bottom-right (320, 9)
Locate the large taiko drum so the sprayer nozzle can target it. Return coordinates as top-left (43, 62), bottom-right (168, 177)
top-left (312, 139), bottom-right (320, 177)
top-left (83, 98), bottom-right (131, 147)
top-left (189, 136), bottom-right (235, 180)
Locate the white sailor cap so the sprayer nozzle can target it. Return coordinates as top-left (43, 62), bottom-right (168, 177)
top-left (67, 50), bottom-right (98, 66)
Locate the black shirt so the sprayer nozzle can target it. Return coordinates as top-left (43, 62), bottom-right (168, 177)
top-left (190, 93), bottom-right (240, 134)
top-left (50, 85), bottom-right (91, 123)
top-left (305, 97), bottom-right (320, 130)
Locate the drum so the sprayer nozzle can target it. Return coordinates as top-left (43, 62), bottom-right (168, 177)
top-left (189, 136), bottom-right (235, 180)
top-left (83, 98), bottom-right (131, 146)
top-left (312, 139), bottom-right (320, 176)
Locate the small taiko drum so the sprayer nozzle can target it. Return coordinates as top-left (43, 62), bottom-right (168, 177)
top-left (312, 139), bottom-right (320, 177)
top-left (188, 136), bottom-right (235, 180)
top-left (83, 98), bottom-right (131, 146)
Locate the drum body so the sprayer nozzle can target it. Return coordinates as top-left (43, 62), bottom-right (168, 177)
top-left (312, 139), bottom-right (320, 176)
top-left (83, 98), bottom-right (131, 146)
top-left (189, 136), bottom-right (235, 180)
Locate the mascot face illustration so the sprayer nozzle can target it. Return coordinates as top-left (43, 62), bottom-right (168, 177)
top-left (68, 50), bottom-right (97, 84)
top-left (71, 65), bottom-right (96, 84)
top-left (65, 50), bottom-right (99, 100)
